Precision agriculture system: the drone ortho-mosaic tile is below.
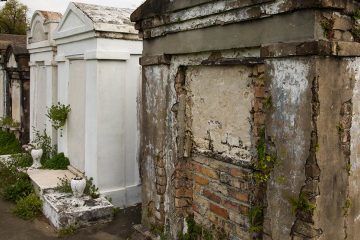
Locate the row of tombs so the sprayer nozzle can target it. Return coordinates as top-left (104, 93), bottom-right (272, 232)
top-left (0, 2), bottom-right (142, 211)
top-left (2, 0), bottom-right (360, 239)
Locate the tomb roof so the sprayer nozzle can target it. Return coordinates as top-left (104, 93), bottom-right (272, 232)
top-left (37, 11), bottom-right (62, 22)
top-left (73, 2), bottom-right (137, 34)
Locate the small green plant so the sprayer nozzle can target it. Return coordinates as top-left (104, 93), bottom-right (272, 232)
top-left (10, 153), bottom-right (33, 168)
top-left (177, 217), bottom-right (225, 240)
top-left (151, 225), bottom-right (165, 237)
top-left (336, 122), bottom-right (345, 133)
top-left (84, 177), bottom-right (100, 199)
top-left (0, 162), bottom-right (19, 190)
top-left (248, 206), bottom-right (264, 234)
top-left (42, 153), bottom-right (70, 170)
top-left (289, 192), bottom-right (316, 215)
top-left (352, 9), bottom-right (360, 20)
top-left (13, 193), bottom-right (42, 220)
top-left (336, 123), bottom-right (344, 133)
top-left (55, 176), bottom-right (100, 199)
top-left (320, 18), bottom-right (334, 39)
top-left (46, 103), bottom-right (71, 130)
top-left (112, 207), bottom-right (121, 216)
top-left (54, 177), bottom-right (72, 193)
top-left (0, 130), bottom-right (22, 155)
top-left (343, 198), bottom-right (352, 216)
top-left (2, 177), bottom-right (33, 202)
top-left (351, 27), bottom-right (360, 42)
top-left (253, 129), bottom-right (277, 184)
top-left (57, 224), bottom-right (79, 237)
top-left (345, 162), bottom-right (352, 175)
top-left (263, 96), bottom-right (273, 111)
top-left (32, 129), bottom-right (54, 164)
top-left (0, 116), bottom-right (20, 128)
top-left (275, 176), bottom-right (285, 185)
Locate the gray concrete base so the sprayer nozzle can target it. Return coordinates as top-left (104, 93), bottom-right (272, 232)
top-left (43, 190), bottom-right (113, 229)
top-left (27, 169), bottom-right (114, 230)
top-left (101, 184), bottom-right (141, 208)
top-left (133, 224), bottom-right (157, 240)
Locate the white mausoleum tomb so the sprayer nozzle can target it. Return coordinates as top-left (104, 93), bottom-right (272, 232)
top-left (28, 11), bottom-right (62, 143)
top-left (53, 2), bottom-right (142, 207)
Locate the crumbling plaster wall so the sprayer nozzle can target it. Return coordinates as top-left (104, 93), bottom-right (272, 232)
top-left (264, 58), bottom-right (313, 240)
top-left (134, 0), bottom-right (360, 239)
top-left (140, 49), bottom-right (260, 239)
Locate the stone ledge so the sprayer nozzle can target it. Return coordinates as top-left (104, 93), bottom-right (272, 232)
top-left (27, 169), bottom-right (75, 195)
top-left (261, 41), bottom-right (360, 57)
top-left (43, 190), bottom-right (113, 229)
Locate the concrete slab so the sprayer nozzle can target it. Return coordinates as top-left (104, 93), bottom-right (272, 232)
top-left (43, 190), bottom-right (113, 229)
top-left (27, 169), bottom-right (76, 194)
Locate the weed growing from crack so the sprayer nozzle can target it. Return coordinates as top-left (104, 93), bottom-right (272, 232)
top-left (289, 192), bottom-right (316, 215)
top-left (343, 198), bottom-right (352, 216)
top-left (248, 206), bottom-right (264, 234)
top-left (252, 128), bottom-right (277, 184)
top-left (320, 18), bottom-right (334, 39)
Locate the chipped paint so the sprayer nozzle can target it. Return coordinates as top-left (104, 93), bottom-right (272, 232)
top-left (265, 59), bottom-right (312, 240)
top-left (348, 58), bottom-right (360, 172)
top-left (261, 0), bottom-right (288, 15)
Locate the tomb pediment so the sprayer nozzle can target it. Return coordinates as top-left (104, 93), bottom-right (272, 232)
top-left (28, 11), bottom-right (62, 47)
top-left (29, 20), bottom-right (47, 43)
top-left (54, 4), bottom-right (94, 40)
top-left (54, 2), bottom-right (138, 41)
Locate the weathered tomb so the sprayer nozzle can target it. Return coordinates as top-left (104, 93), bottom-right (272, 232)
top-left (0, 34), bottom-right (30, 143)
top-left (132, 0), bottom-right (360, 239)
top-left (27, 11), bottom-right (62, 143)
top-left (53, 2), bottom-right (142, 207)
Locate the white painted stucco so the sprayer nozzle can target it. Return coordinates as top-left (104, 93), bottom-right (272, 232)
top-left (53, 2), bottom-right (142, 207)
top-left (28, 10), bottom-right (61, 143)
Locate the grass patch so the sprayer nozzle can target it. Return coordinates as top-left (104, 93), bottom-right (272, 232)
top-left (13, 193), bottom-right (42, 220)
top-left (0, 130), bottom-right (22, 155)
top-left (0, 162), bottom-right (34, 203)
top-left (57, 224), bottom-right (79, 237)
top-left (2, 177), bottom-right (33, 202)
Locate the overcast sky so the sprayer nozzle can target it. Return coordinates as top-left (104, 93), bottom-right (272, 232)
top-left (0, 0), bottom-right (144, 17)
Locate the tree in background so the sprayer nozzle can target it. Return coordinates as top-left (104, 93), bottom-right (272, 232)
top-left (0, 0), bottom-right (28, 35)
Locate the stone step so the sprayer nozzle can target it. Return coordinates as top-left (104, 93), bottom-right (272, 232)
top-left (43, 190), bottom-right (113, 229)
top-left (27, 169), bottom-right (75, 195)
top-left (27, 169), bottom-right (114, 230)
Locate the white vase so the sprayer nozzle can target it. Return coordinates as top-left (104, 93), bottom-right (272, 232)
top-left (71, 178), bottom-right (86, 198)
top-left (31, 149), bottom-right (43, 169)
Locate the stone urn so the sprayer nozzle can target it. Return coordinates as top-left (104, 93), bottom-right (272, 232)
top-left (30, 149), bottom-right (43, 169)
top-left (71, 177), bottom-right (86, 198)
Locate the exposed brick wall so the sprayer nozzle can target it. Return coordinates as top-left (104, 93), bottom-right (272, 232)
top-left (183, 64), bottom-right (267, 239)
top-left (192, 155), bottom-right (251, 238)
